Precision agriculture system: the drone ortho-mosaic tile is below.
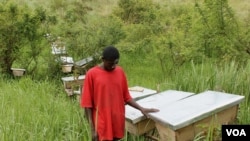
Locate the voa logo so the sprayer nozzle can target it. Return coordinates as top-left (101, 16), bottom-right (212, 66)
top-left (226, 129), bottom-right (246, 136)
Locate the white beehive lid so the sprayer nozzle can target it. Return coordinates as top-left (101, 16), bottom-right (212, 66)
top-left (149, 90), bottom-right (245, 130)
top-left (126, 90), bottom-right (194, 124)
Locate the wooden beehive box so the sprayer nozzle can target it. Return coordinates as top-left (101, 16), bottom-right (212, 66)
top-left (129, 86), bottom-right (158, 100)
top-left (61, 75), bottom-right (85, 88)
top-left (149, 90), bottom-right (245, 141)
top-left (11, 68), bottom-right (26, 76)
top-left (61, 75), bottom-right (85, 96)
top-left (74, 56), bottom-right (93, 67)
top-left (125, 90), bottom-right (194, 135)
top-left (125, 86), bottom-right (158, 135)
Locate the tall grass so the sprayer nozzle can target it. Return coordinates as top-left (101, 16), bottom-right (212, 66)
top-left (1, 59), bottom-right (249, 141)
top-left (0, 77), bottom-right (89, 141)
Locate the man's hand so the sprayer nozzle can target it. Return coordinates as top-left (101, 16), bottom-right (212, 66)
top-left (127, 99), bottom-right (160, 118)
top-left (91, 129), bottom-right (98, 141)
top-left (140, 107), bottom-right (159, 118)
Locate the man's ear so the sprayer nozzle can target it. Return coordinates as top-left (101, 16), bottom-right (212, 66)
top-left (101, 57), bottom-right (106, 62)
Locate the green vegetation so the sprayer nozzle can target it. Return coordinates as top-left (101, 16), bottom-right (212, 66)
top-left (0, 0), bottom-right (250, 140)
top-left (0, 77), bottom-right (89, 140)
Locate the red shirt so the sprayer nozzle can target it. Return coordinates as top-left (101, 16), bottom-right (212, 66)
top-left (81, 66), bottom-right (132, 140)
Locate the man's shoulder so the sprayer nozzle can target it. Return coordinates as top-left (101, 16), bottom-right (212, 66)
top-left (115, 65), bottom-right (124, 70)
top-left (114, 66), bottom-right (126, 74)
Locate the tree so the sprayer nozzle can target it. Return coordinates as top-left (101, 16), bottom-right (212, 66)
top-left (114, 0), bottom-right (157, 24)
top-left (194, 0), bottom-right (248, 63)
top-left (0, 3), bottom-right (48, 76)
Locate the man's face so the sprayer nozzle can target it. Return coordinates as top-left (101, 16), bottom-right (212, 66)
top-left (103, 59), bottom-right (119, 71)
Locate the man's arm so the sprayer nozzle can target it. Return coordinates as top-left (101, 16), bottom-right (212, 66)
top-left (84, 108), bottom-right (98, 141)
top-left (126, 99), bottom-right (159, 117)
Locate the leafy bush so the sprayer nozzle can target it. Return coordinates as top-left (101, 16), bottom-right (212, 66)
top-left (0, 2), bottom-right (50, 76)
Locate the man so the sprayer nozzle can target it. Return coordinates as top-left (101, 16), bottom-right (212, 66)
top-left (81, 46), bottom-right (159, 141)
